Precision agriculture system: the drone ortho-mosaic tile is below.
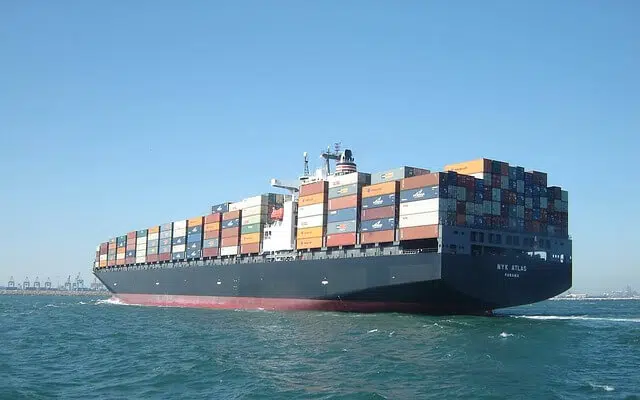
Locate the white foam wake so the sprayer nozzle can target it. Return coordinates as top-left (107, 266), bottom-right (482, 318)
top-left (94, 297), bottom-right (142, 307)
top-left (512, 315), bottom-right (640, 323)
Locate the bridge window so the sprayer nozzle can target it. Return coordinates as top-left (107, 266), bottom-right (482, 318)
top-left (478, 232), bottom-right (484, 243)
top-left (495, 234), bottom-right (502, 244)
top-left (471, 232), bottom-right (477, 242)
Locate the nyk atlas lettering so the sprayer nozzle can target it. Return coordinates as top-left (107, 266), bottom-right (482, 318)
top-left (496, 264), bottom-right (527, 272)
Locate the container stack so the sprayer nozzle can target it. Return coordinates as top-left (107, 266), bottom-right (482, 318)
top-left (203, 213), bottom-right (221, 258)
top-left (146, 226), bottom-right (160, 262)
top-left (99, 242), bottom-right (108, 268)
top-left (135, 229), bottom-right (148, 264)
top-left (125, 231), bottom-right (136, 264)
top-left (186, 217), bottom-right (204, 259)
top-left (360, 181), bottom-right (398, 244)
top-left (107, 238), bottom-right (117, 267)
top-left (236, 194), bottom-right (285, 255)
top-left (116, 235), bottom-right (126, 266)
top-left (398, 173), bottom-right (445, 240)
top-left (325, 172), bottom-right (370, 247)
top-left (296, 181), bottom-right (328, 250)
top-left (221, 210), bottom-right (241, 256)
top-left (172, 220), bottom-right (187, 260)
top-left (158, 223), bottom-right (172, 262)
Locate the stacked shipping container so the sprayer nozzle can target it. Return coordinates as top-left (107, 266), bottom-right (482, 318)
top-left (135, 229), bottom-right (148, 264)
top-left (186, 217), bottom-right (203, 259)
top-left (296, 181), bottom-right (328, 250)
top-left (221, 210), bottom-right (241, 256)
top-left (172, 220), bottom-right (187, 260)
top-left (146, 226), bottom-right (160, 262)
top-left (203, 213), bottom-right (221, 258)
top-left (325, 172), bottom-right (370, 247)
top-left (398, 173), bottom-right (446, 240)
top-left (158, 223), bottom-right (172, 261)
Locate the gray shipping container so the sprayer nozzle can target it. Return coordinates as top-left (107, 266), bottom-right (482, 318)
top-left (328, 183), bottom-right (358, 199)
top-left (159, 230), bottom-right (172, 239)
top-left (147, 239), bottom-right (159, 248)
top-left (370, 166), bottom-right (430, 185)
top-left (160, 223), bottom-right (173, 232)
top-left (203, 238), bottom-right (219, 248)
top-left (326, 219), bottom-right (358, 235)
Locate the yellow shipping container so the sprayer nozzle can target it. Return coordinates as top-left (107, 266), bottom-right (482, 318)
top-left (188, 216), bottom-right (204, 227)
top-left (297, 226), bottom-right (323, 240)
top-left (99, 260), bottom-right (107, 268)
top-left (148, 226), bottom-right (160, 234)
top-left (241, 232), bottom-right (261, 245)
top-left (362, 181), bottom-right (397, 198)
top-left (298, 192), bottom-right (325, 207)
top-left (204, 222), bottom-right (220, 232)
top-left (297, 237), bottom-right (323, 249)
top-left (444, 158), bottom-right (491, 175)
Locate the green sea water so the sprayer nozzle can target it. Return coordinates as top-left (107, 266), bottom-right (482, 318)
top-left (1, 296), bottom-right (638, 399)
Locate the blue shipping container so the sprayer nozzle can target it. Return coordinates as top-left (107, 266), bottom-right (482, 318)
top-left (188, 225), bottom-right (202, 235)
top-left (187, 241), bottom-right (202, 251)
top-left (172, 252), bottom-right (186, 260)
top-left (509, 179), bottom-right (517, 191)
top-left (203, 238), bottom-right (219, 248)
top-left (125, 250), bottom-right (135, 257)
top-left (361, 194), bottom-right (396, 209)
top-left (160, 231), bottom-right (172, 240)
top-left (328, 183), bottom-right (358, 199)
top-left (516, 167), bottom-right (525, 180)
top-left (509, 166), bottom-right (517, 180)
top-left (327, 207), bottom-right (358, 223)
top-left (137, 229), bottom-right (148, 237)
top-left (446, 171), bottom-right (458, 186)
top-left (400, 186), bottom-right (440, 203)
top-left (211, 202), bottom-right (230, 214)
top-left (476, 216), bottom-right (486, 228)
top-left (222, 218), bottom-right (240, 229)
top-left (159, 238), bottom-right (171, 247)
top-left (187, 233), bottom-right (202, 244)
top-left (474, 192), bottom-right (484, 203)
top-left (475, 178), bottom-right (484, 191)
top-left (360, 218), bottom-right (395, 232)
top-left (172, 236), bottom-right (186, 245)
top-left (187, 250), bottom-right (201, 259)
top-left (159, 245), bottom-right (171, 254)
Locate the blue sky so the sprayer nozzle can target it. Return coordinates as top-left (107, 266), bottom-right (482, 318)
top-left (0, 1), bottom-right (637, 293)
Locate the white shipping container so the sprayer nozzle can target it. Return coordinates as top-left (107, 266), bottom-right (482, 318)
top-left (298, 203), bottom-right (325, 219)
top-left (398, 211), bottom-right (439, 228)
top-left (242, 204), bottom-right (268, 217)
top-left (116, 253), bottom-right (125, 260)
top-left (173, 228), bottom-right (187, 238)
top-left (242, 214), bottom-right (263, 225)
top-left (517, 205), bottom-right (525, 219)
top-left (475, 203), bottom-right (484, 215)
top-left (136, 237), bottom-right (147, 245)
top-left (229, 195), bottom-right (269, 212)
top-left (135, 256), bottom-right (146, 263)
top-left (136, 245), bottom-right (147, 252)
top-left (147, 232), bottom-right (159, 241)
top-left (172, 244), bottom-right (186, 253)
top-left (173, 220), bottom-right (187, 230)
top-left (399, 198), bottom-right (439, 216)
top-left (517, 180), bottom-right (525, 194)
top-left (297, 215), bottom-right (324, 229)
top-left (221, 245), bottom-right (239, 256)
top-left (492, 188), bottom-right (501, 201)
top-left (540, 197), bottom-right (548, 209)
top-left (328, 172), bottom-right (369, 189)
top-left (483, 200), bottom-right (492, 215)
top-left (99, 254), bottom-right (107, 261)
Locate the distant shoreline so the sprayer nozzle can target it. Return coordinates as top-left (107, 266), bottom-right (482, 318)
top-left (0, 289), bottom-right (111, 297)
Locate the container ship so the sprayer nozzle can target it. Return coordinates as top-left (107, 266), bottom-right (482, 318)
top-left (92, 145), bottom-right (572, 315)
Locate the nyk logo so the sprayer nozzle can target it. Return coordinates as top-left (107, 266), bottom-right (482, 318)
top-left (412, 189), bottom-right (425, 199)
top-left (373, 197), bottom-right (383, 205)
top-left (372, 221), bottom-right (383, 229)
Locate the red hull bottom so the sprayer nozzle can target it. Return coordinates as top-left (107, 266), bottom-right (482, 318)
top-left (115, 293), bottom-right (453, 314)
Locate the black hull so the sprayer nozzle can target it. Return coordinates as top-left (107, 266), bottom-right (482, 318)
top-left (94, 252), bottom-right (571, 314)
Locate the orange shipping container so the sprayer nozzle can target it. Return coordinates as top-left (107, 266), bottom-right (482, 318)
top-left (297, 226), bottom-right (323, 240)
top-left (204, 230), bottom-right (220, 240)
top-left (300, 181), bottom-right (327, 197)
top-left (444, 158), bottom-right (492, 175)
top-left (328, 194), bottom-right (358, 210)
top-left (326, 232), bottom-right (357, 247)
top-left (222, 210), bottom-right (240, 221)
top-left (362, 181), bottom-right (398, 199)
top-left (205, 213), bottom-right (222, 224)
top-left (298, 192), bottom-right (325, 207)
top-left (297, 237), bottom-right (323, 250)
top-left (399, 225), bottom-right (439, 240)
top-left (221, 236), bottom-right (239, 247)
top-left (117, 247), bottom-right (125, 254)
top-left (401, 173), bottom-right (441, 191)
top-left (241, 243), bottom-right (260, 254)
top-left (99, 260), bottom-right (107, 267)
top-left (221, 227), bottom-right (240, 238)
top-left (204, 222), bottom-right (220, 232)
top-left (148, 226), bottom-right (160, 234)
top-left (188, 216), bottom-right (204, 227)
top-left (361, 230), bottom-right (395, 244)
top-left (241, 232), bottom-right (261, 244)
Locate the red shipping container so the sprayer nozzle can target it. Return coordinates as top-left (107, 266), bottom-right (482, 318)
top-left (221, 236), bottom-right (239, 247)
top-left (158, 253), bottom-right (171, 262)
top-left (147, 254), bottom-right (159, 262)
top-left (500, 162), bottom-right (509, 176)
top-left (125, 257), bottom-right (135, 264)
top-left (221, 227), bottom-right (239, 238)
top-left (328, 194), bottom-right (358, 210)
top-left (222, 210), bottom-right (240, 221)
top-left (241, 243), bottom-right (260, 254)
top-left (361, 230), bottom-right (395, 244)
top-left (116, 259), bottom-right (124, 266)
top-left (127, 232), bottom-right (136, 239)
top-left (399, 225), bottom-right (439, 241)
top-left (326, 232), bottom-right (357, 247)
top-left (204, 230), bottom-right (220, 240)
top-left (300, 181), bottom-right (327, 197)
top-left (400, 173), bottom-right (441, 191)
top-left (456, 213), bottom-right (466, 226)
top-left (205, 213), bottom-right (222, 224)
top-left (361, 205), bottom-right (396, 221)
top-left (203, 248), bottom-right (219, 258)
top-left (456, 201), bottom-right (466, 214)
top-left (126, 245), bottom-right (136, 251)
top-left (107, 260), bottom-right (115, 266)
